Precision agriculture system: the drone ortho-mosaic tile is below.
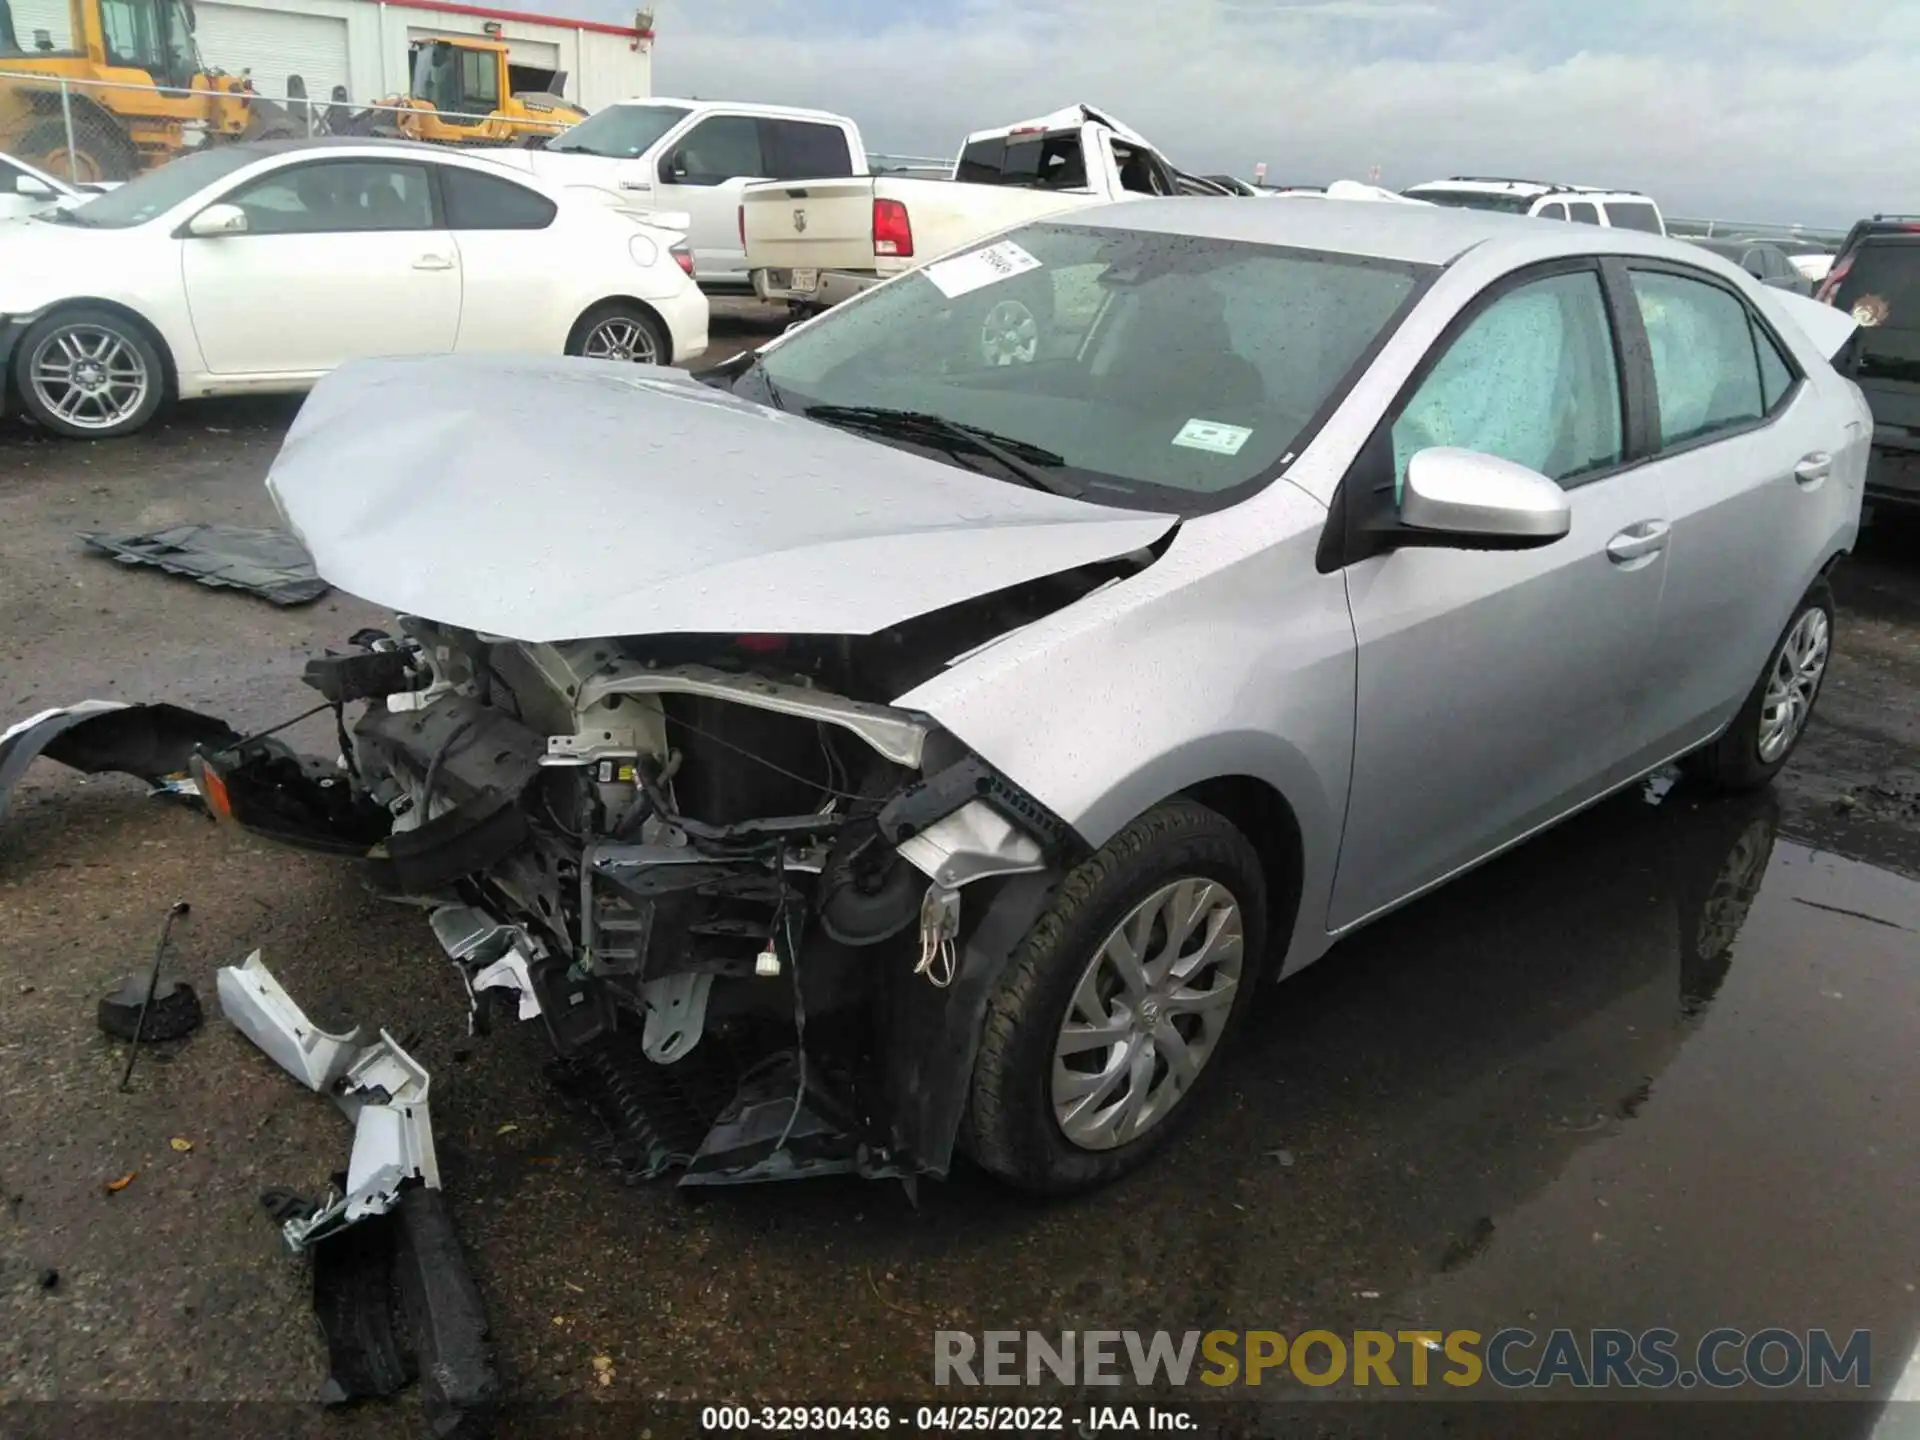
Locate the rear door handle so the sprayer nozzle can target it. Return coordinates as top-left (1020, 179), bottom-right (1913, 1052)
top-left (413, 254), bottom-right (455, 271)
top-left (1794, 452), bottom-right (1832, 487)
top-left (1606, 519), bottom-right (1671, 566)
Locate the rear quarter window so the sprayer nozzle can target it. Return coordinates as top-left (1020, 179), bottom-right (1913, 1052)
top-left (1832, 240), bottom-right (1920, 332)
top-left (1606, 202), bottom-right (1664, 234)
top-left (441, 167), bottom-right (556, 230)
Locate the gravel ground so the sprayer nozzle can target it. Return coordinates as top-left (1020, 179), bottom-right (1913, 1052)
top-left (2, 310), bottom-right (1917, 1436)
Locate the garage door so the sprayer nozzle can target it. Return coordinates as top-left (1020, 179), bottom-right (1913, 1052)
top-left (192, 4), bottom-right (350, 104)
top-left (6, 0), bottom-right (76, 48)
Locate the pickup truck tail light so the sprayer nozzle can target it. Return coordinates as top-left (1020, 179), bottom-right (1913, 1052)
top-left (873, 198), bottom-right (914, 258)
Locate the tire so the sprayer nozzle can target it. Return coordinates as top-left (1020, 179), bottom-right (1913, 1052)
top-left (16, 118), bottom-right (139, 184)
top-left (14, 306), bottom-right (167, 440)
top-left (567, 302), bottom-right (670, 366)
top-left (1683, 579), bottom-right (1834, 791)
top-left (963, 799), bottom-right (1268, 1194)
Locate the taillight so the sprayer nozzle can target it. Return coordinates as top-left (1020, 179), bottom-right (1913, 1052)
top-left (1815, 255), bottom-right (1851, 305)
top-left (672, 241), bottom-right (694, 277)
top-left (738, 203), bottom-right (745, 246)
top-left (734, 634), bottom-right (786, 653)
top-left (873, 197), bottom-right (913, 258)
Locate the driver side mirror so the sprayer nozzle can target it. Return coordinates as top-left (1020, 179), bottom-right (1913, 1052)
top-left (1400, 447), bottom-right (1571, 548)
top-left (187, 202), bottom-right (248, 237)
top-left (659, 150), bottom-right (687, 184)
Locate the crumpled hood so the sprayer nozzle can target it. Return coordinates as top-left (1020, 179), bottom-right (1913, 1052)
top-left (266, 356), bottom-right (1176, 643)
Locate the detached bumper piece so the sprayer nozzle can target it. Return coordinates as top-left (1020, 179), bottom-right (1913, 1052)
top-left (0, 700), bottom-right (240, 825)
top-left (217, 952), bottom-right (498, 1432)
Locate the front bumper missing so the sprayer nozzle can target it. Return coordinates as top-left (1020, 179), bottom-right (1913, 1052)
top-left (217, 951), bottom-right (439, 1251)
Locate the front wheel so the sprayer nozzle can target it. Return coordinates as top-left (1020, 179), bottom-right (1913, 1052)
top-left (963, 799), bottom-right (1268, 1194)
top-left (14, 307), bottom-right (167, 439)
top-left (1684, 579), bottom-right (1834, 791)
top-left (567, 302), bottom-right (669, 366)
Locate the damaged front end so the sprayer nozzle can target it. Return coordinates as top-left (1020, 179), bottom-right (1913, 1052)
top-left (197, 603), bottom-right (1095, 1185)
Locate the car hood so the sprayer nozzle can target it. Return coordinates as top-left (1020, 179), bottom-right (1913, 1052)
top-left (266, 355), bottom-right (1177, 643)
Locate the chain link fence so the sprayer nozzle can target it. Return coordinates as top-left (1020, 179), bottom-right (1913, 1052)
top-left (0, 68), bottom-right (569, 185)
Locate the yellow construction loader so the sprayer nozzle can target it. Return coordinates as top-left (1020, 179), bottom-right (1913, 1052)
top-left (332, 36), bottom-right (585, 148)
top-left (0, 0), bottom-right (296, 181)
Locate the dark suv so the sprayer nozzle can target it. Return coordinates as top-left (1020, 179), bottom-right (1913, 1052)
top-left (1819, 216), bottom-right (1920, 508)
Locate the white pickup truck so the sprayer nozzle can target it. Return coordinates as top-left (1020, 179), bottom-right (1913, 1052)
top-left (743, 104), bottom-right (1228, 310)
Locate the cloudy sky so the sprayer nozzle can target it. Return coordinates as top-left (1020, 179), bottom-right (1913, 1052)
top-left (570, 0), bottom-right (1920, 226)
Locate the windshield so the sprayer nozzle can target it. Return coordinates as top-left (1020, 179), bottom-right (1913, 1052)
top-left (1407, 189), bottom-right (1535, 215)
top-left (755, 222), bottom-right (1431, 515)
top-left (547, 102), bottom-right (690, 158)
top-left (36, 145), bottom-right (258, 227)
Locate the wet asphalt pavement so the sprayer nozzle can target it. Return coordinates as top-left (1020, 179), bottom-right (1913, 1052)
top-left (1, 301), bottom-right (1918, 1437)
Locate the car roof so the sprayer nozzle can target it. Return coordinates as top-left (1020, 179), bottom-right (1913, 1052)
top-left (1064, 195), bottom-right (1695, 267)
top-left (1406, 178), bottom-right (1657, 204)
top-left (599, 95), bottom-right (852, 122)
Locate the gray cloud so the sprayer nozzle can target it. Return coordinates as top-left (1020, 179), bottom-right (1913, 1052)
top-left (633, 0), bottom-right (1920, 225)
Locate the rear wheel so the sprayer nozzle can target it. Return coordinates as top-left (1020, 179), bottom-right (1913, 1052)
top-left (963, 799), bottom-right (1267, 1193)
top-left (1683, 579), bottom-right (1834, 790)
top-left (14, 307), bottom-right (167, 439)
top-left (17, 119), bottom-right (139, 184)
top-left (567, 302), bottom-right (669, 365)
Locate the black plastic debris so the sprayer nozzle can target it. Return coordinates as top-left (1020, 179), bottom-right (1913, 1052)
top-left (82, 524), bottom-right (330, 606)
top-left (0, 701), bottom-right (241, 826)
top-left (97, 973), bottom-right (203, 1044)
top-left (278, 1184), bottom-right (500, 1435)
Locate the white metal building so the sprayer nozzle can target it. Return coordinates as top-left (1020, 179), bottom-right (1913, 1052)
top-left (9, 0), bottom-right (653, 113)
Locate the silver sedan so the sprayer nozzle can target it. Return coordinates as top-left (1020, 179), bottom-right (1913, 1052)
top-left (203, 197), bottom-right (1868, 1194)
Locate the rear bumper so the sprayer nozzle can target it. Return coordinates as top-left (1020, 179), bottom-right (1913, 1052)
top-left (751, 267), bottom-right (882, 309)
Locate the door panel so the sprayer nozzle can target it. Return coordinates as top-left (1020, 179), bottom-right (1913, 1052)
top-left (182, 160), bottom-right (459, 375)
top-left (655, 113), bottom-right (766, 283)
top-left (1331, 266), bottom-right (1668, 928)
top-left (1623, 269), bottom-right (1845, 758)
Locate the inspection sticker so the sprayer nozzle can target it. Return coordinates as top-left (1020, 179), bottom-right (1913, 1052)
top-left (1172, 418), bottom-right (1253, 455)
top-left (923, 240), bottom-right (1043, 299)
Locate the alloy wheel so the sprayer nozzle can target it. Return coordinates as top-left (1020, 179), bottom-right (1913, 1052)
top-left (1051, 877), bottom-right (1245, 1151)
top-left (28, 324), bottom-right (151, 433)
top-left (581, 316), bottom-right (659, 364)
top-left (1756, 606), bottom-right (1830, 763)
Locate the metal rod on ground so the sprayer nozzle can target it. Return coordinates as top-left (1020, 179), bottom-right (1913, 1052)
top-left (119, 901), bottom-right (190, 1092)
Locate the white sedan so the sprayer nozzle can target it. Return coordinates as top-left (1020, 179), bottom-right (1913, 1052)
top-left (0, 138), bottom-right (709, 439)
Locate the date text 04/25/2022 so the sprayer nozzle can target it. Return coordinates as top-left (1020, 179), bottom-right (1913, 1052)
top-left (699, 1404), bottom-right (1194, 1431)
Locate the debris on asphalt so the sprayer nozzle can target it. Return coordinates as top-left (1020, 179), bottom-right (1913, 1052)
top-left (104, 1172), bottom-right (136, 1193)
top-left (38, 1268), bottom-right (59, 1289)
top-left (217, 951), bottom-right (439, 1251)
top-left (116, 900), bottom-right (193, 1091)
top-left (169, 1137), bottom-right (194, 1153)
top-left (97, 973), bottom-right (203, 1044)
top-left (81, 524), bottom-right (330, 606)
top-left (0, 701), bottom-right (241, 827)
top-left (217, 950), bottom-right (499, 1429)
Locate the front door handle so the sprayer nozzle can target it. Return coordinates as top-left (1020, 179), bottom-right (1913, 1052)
top-left (1606, 519), bottom-right (1671, 566)
top-left (1794, 452), bottom-right (1833, 487)
top-left (413, 254), bottom-right (455, 271)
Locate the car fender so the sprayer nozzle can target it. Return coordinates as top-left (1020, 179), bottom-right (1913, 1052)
top-left (896, 486), bottom-right (1353, 977)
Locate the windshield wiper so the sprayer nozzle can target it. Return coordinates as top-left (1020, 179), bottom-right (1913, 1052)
top-left (803, 405), bottom-right (1078, 496)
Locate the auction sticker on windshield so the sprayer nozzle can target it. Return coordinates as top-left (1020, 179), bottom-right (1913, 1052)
top-left (924, 240), bottom-right (1043, 299)
top-left (1172, 419), bottom-right (1253, 456)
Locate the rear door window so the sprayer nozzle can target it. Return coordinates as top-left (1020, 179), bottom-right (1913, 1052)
top-left (1628, 269), bottom-right (1766, 446)
top-left (1537, 201), bottom-right (1568, 220)
top-left (762, 120), bottom-right (854, 181)
top-left (1753, 318), bottom-right (1797, 412)
top-left (1567, 201), bottom-right (1600, 224)
top-left (956, 132), bottom-right (1087, 190)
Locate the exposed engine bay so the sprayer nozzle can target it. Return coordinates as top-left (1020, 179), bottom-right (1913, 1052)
top-left (188, 564), bottom-right (1147, 1185)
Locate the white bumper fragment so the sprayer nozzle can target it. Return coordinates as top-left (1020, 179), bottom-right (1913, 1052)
top-left (217, 950), bottom-right (440, 1251)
